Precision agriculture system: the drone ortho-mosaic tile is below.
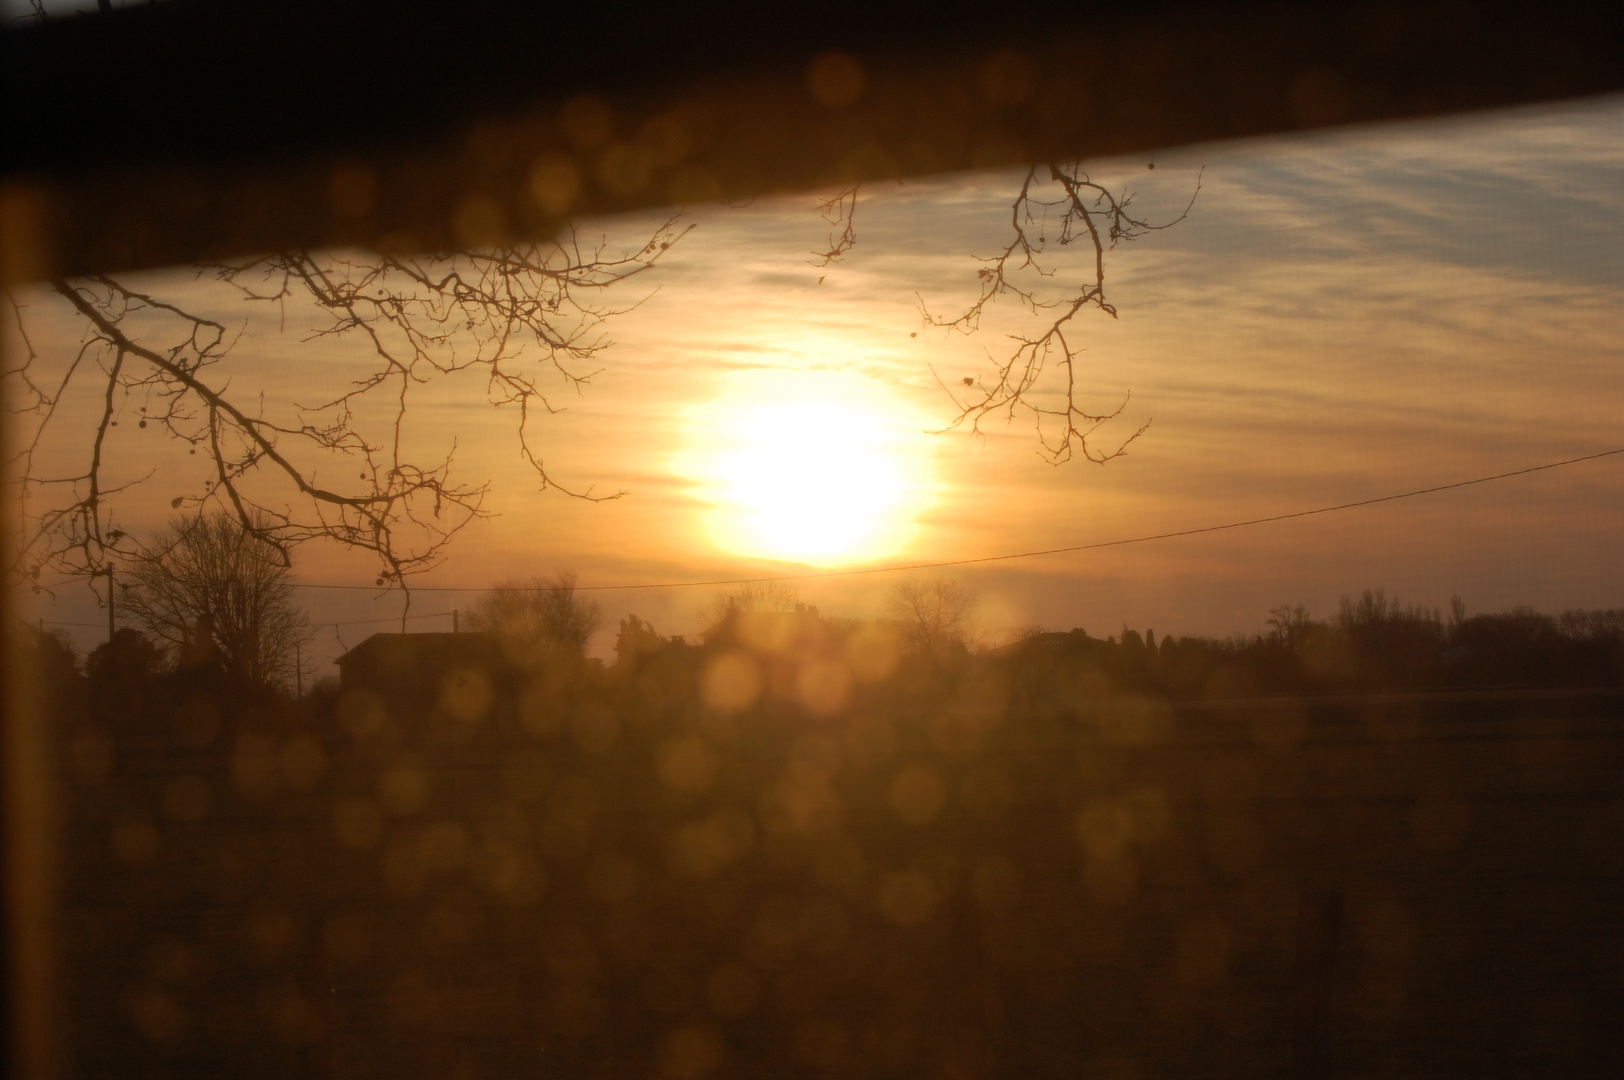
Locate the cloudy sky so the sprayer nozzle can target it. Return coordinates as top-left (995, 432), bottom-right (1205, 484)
top-left (12, 93), bottom-right (1624, 668)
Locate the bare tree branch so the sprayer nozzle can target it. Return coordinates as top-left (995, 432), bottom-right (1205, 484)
top-left (810, 184), bottom-right (860, 269)
top-left (922, 163), bottom-right (1199, 465)
top-left (6, 219), bottom-right (689, 615)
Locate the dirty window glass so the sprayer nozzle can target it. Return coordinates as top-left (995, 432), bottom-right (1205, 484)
top-left (6, 30), bottom-right (1624, 1080)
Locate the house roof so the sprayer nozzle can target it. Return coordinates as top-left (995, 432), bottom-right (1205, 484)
top-left (334, 632), bottom-right (508, 669)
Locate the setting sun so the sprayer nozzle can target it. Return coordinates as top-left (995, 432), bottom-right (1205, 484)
top-left (684, 375), bottom-right (935, 564)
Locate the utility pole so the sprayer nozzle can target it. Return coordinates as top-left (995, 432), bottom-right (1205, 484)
top-left (295, 643), bottom-right (303, 699)
top-left (453, 608), bottom-right (459, 634)
top-left (103, 566), bottom-right (115, 645)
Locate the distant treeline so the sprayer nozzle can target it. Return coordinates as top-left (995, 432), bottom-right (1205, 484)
top-left (28, 588), bottom-right (1624, 714)
top-left (1006, 591), bottom-right (1624, 697)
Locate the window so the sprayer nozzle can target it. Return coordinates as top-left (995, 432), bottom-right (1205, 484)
top-left (7, 4), bottom-right (1624, 1077)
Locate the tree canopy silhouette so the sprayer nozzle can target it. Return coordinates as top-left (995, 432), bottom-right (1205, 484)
top-left (119, 510), bottom-right (313, 688)
top-left (702, 581), bottom-right (802, 630)
top-left (886, 576), bottom-right (976, 659)
top-left (466, 570), bottom-right (602, 659)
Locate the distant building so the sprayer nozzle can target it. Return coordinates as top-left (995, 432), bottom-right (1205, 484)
top-left (335, 632), bottom-right (506, 690)
top-left (334, 632), bottom-right (523, 722)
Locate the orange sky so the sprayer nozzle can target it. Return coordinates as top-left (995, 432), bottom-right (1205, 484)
top-left (10, 94), bottom-right (1624, 670)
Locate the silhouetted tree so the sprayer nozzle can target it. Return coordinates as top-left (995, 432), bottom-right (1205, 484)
top-left (1267, 604), bottom-right (1317, 648)
top-left (887, 576), bottom-right (976, 659)
top-left (702, 581), bottom-right (802, 629)
top-left (468, 570), bottom-right (602, 658)
top-left (25, 624), bottom-right (81, 704)
top-left (118, 511), bottom-right (313, 687)
top-left (1337, 589), bottom-right (1443, 651)
top-left (84, 626), bottom-right (161, 686)
top-left (614, 613), bottom-right (667, 667)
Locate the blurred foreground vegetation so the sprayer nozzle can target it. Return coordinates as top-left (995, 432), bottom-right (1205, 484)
top-left (22, 590), bottom-right (1624, 1078)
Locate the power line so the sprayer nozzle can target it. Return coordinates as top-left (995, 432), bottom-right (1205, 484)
top-left (36, 610), bottom-right (456, 631)
top-left (271, 444), bottom-right (1624, 594)
top-left (24, 445), bottom-right (1624, 603)
top-left (321, 611), bottom-right (453, 629)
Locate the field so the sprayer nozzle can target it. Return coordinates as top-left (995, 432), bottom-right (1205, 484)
top-left (45, 653), bottom-right (1624, 1079)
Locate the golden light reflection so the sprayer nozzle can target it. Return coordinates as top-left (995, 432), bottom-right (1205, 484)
top-left (682, 373), bottom-right (935, 564)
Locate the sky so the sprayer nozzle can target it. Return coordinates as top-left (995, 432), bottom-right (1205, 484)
top-left (9, 93), bottom-right (1624, 671)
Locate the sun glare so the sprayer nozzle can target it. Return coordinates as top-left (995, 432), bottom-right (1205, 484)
top-left (685, 375), bottom-right (935, 565)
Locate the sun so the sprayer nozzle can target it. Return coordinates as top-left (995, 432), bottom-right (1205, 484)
top-left (684, 375), bottom-right (935, 565)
